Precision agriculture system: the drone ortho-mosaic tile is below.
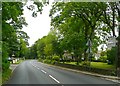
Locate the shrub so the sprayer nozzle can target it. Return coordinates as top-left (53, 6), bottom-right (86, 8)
top-left (46, 56), bottom-right (51, 60)
top-left (107, 47), bottom-right (117, 64)
top-left (43, 59), bottom-right (51, 64)
top-left (81, 61), bottom-right (90, 66)
top-left (38, 58), bottom-right (43, 62)
top-left (100, 56), bottom-right (107, 63)
top-left (51, 60), bottom-right (56, 64)
top-left (52, 55), bottom-right (60, 62)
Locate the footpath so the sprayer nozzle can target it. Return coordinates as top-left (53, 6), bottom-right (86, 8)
top-left (9, 64), bottom-right (18, 72)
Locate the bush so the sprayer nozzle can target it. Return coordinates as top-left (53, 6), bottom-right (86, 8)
top-left (46, 56), bottom-right (51, 60)
top-left (51, 60), bottom-right (56, 65)
top-left (81, 61), bottom-right (90, 66)
top-left (107, 47), bottom-right (117, 64)
top-left (38, 58), bottom-right (43, 62)
top-left (52, 55), bottom-right (60, 62)
top-left (2, 62), bottom-right (10, 72)
top-left (99, 56), bottom-right (107, 63)
top-left (43, 59), bottom-right (51, 64)
top-left (2, 43), bottom-right (10, 72)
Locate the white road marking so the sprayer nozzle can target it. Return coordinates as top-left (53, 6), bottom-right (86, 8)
top-left (32, 64), bottom-right (36, 68)
top-left (41, 70), bottom-right (47, 74)
top-left (49, 75), bottom-right (60, 83)
top-left (37, 68), bottom-right (39, 69)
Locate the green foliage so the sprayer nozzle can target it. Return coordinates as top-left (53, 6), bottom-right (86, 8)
top-left (2, 69), bottom-right (12, 84)
top-left (98, 56), bottom-right (107, 63)
top-left (81, 61), bottom-right (90, 66)
top-left (2, 43), bottom-right (10, 72)
top-left (43, 59), bottom-right (51, 64)
top-left (107, 47), bottom-right (117, 64)
top-left (50, 2), bottom-right (110, 61)
top-left (38, 58), bottom-right (43, 62)
top-left (19, 38), bottom-right (28, 58)
top-left (100, 51), bottom-right (107, 56)
top-left (30, 2), bottom-right (120, 68)
top-left (46, 56), bottom-right (51, 60)
top-left (52, 55), bottom-right (60, 61)
top-left (2, 2), bottom-right (29, 73)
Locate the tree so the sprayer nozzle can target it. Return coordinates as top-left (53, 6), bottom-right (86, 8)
top-left (36, 36), bottom-right (46, 59)
top-left (19, 38), bottom-right (28, 58)
top-left (50, 2), bottom-right (109, 63)
top-left (1, 1), bottom-right (34, 72)
top-left (2, 2), bottom-right (26, 73)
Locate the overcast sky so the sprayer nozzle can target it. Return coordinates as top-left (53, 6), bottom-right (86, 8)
top-left (22, 1), bottom-right (52, 46)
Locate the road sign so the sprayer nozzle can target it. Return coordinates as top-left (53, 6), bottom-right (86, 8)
top-left (86, 47), bottom-right (92, 53)
top-left (86, 39), bottom-right (92, 46)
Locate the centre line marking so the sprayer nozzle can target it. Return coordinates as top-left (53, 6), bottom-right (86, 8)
top-left (41, 70), bottom-right (47, 74)
top-left (49, 75), bottom-right (60, 83)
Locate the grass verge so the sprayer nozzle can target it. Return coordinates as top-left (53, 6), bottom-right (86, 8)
top-left (62, 61), bottom-right (115, 70)
top-left (10, 59), bottom-right (24, 64)
top-left (2, 69), bottom-right (12, 84)
top-left (90, 62), bottom-right (115, 70)
top-left (0, 72), bottom-right (2, 86)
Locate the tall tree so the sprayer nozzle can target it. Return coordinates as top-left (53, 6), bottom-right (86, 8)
top-left (50, 2), bottom-right (109, 62)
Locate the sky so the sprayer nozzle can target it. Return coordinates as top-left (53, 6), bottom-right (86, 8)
top-left (22, 1), bottom-right (52, 46)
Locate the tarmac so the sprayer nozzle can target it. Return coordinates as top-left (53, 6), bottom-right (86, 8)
top-left (9, 61), bottom-right (120, 84)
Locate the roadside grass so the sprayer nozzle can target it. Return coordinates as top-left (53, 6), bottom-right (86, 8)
top-left (0, 72), bottom-right (2, 86)
top-left (2, 69), bottom-right (12, 84)
top-left (62, 61), bottom-right (115, 70)
top-left (90, 62), bottom-right (115, 70)
top-left (15, 59), bottom-right (24, 64)
top-left (10, 59), bottom-right (24, 64)
top-left (64, 62), bottom-right (80, 65)
top-left (2, 59), bottom-right (24, 85)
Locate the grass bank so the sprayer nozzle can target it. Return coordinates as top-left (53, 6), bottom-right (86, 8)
top-left (0, 72), bottom-right (2, 86)
top-left (2, 59), bottom-right (24, 85)
top-left (90, 62), bottom-right (115, 69)
top-left (2, 69), bottom-right (12, 84)
top-left (63, 62), bottom-right (115, 70)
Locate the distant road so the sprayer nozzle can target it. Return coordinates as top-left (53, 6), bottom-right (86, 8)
top-left (6, 60), bottom-right (118, 85)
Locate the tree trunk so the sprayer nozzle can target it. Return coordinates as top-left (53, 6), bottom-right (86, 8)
top-left (112, 4), bottom-right (116, 37)
top-left (117, 24), bottom-right (120, 78)
top-left (116, 1), bottom-right (120, 78)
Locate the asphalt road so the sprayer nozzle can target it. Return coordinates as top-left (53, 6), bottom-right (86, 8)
top-left (5, 60), bottom-right (118, 85)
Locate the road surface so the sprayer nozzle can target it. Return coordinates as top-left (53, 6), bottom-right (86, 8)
top-left (5, 60), bottom-right (118, 85)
